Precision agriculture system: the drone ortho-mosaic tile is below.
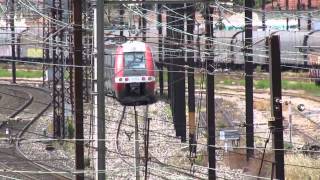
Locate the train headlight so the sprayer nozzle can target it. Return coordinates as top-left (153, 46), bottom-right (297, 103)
top-left (119, 78), bottom-right (123, 82)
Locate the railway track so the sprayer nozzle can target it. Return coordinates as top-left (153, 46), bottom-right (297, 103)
top-left (193, 85), bottom-right (320, 147)
top-left (158, 86), bottom-right (320, 103)
top-left (290, 109), bottom-right (319, 144)
top-left (0, 84), bottom-right (71, 180)
top-left (115, 105), bottom-right (206, 179)
top-left (113, 86), bottom-right (319, 178)
top-left (216, 86), bottom-right (320, 145)
top-left (197, 98), bottom-right (237, 135)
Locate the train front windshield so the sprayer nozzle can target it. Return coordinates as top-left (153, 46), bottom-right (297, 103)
top-left (124, 52), bottom-right (146, 69)
top-left (124, 52), bottom-right (147, 76)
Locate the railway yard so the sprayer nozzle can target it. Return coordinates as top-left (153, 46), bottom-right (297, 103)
top-left (0, 76), bottom-right (319, 179)
top-left (1, 0), bottom-right (320, 179)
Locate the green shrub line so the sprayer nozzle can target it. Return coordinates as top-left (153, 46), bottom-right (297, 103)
top-left (221, 79), bottom-right (320, 94)
top-left (254, 79), bottom-right (320, 92)
top-left (0, 69), bottom-right (42, 78)
top-left (1, 69), bottom-right (317, 94)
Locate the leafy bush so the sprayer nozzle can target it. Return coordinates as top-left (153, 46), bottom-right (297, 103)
top-left (284, 142), bottom-right (294, 149)
top-left (67, 118), bottom-right (75, 139)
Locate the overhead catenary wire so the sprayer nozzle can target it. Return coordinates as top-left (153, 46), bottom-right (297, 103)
top-left (1, 1), bottom-right (320, 179)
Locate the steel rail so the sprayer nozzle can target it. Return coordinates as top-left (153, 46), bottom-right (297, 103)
top-left (0, 84), bottom-right (71, 180)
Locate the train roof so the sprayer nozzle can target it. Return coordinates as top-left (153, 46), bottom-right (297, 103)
top-left (121, 41), bottom-right (148, 53)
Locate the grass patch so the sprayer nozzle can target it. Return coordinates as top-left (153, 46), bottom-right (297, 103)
top-left (0, 69), bottom-right (42, 78)
top-left (282, 80), bottom-right (319, 92)
top-left (284, 142), bottom-right (294, 150)
top-left (255, 79), bottom-right (269, 89)
top-left (216, 121), bottom-right (227, 129)
top-left (222, 79), bottom-right (245, 86)
top-left (0, 69), bottom-right (11, 77)
top-left (164, 105), bottom-right (172, 118)
top-left (254, 79), bottom-right (320, 95)
top-left (194, 152), bottom-right (207, 166)
top-left (286, 154), bottom-right (320, 180)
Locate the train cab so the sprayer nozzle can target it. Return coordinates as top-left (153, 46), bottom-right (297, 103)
top-left (113, 41), bottom-right (156, 106)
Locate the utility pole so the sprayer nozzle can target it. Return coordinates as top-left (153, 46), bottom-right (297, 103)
top-left (157, 3), bottom-right (164, 96)
top-left (143, 117), bottom-right (150, 179)
top-left (196, 23), bottom-right (200, 68)
top-left (9, 0), bottom-right (16, 83)
top-left (268, 35), bottom-right (285, 180)
top-left (166, 8), bottom-right (172, 100)
top-left (307, 0), bottom-right (312, 30)
top-left (142, 0), bottom-right (146, 42)
top-left (167, 4), bottom-right (186, 141)
top-left (264, 37), bottom-right (269, 72)
top-left (186, 3), bottom-right (196, 156)
top-left (245, 0), bottom-right (254, 160)
top-left (42, 1), bottom-right (49, 87)
top-left (174, 3), bottom-right (186, 142)
top-left (93, 0), bottom-right (106, 179)
top-left (288, 98), bottom-right (292, 144)
top-left (73, 0), bottom-right (84, 179)
top-left (286, 0), bottom-right (289, 30)
top-left (217, 10), bottom-right (223, 30)
top-left (134, 107), bottom-right (140, 180)
top-left (205, 3), bottom-right (216, 179)
top-left (262, 0), bottom-right (266, 31)
top-left (120, 3), bottom-right (124, 36)
top-left (297, 0), bottom-right (301, 30)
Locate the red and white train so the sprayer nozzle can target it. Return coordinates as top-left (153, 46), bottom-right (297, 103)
top-left (104, 41), bottom-right (156, 106)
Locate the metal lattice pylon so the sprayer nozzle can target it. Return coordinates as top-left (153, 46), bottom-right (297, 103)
top-left (83, 1), bottom-right (93, 103)
top-left (42, 0), bottom-right (50, 87)
top-left (65, 0), bottom-right (74, 124)
top-left (52, 0), bottom-right (65, 138)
